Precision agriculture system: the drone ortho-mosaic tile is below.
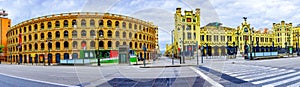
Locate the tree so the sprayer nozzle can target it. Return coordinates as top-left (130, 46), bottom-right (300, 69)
top-left (0, 45), bottom-right (4, 53)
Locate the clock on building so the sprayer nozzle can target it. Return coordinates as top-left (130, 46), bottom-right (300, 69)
top-left (244, 27), bottom-right (248, 32)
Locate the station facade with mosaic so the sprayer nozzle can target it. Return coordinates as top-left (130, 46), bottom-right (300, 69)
top-left (165, 8), bottom-right (300, 58)
top-left (7, 12), bottom-right (158, 64)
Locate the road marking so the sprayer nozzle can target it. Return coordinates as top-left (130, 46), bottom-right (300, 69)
top-left (226, 66), bottom-right (272, 75)
top-left (229, 68), bottom-right (278, 77)
top-left (287, 81), bottom-right (300, 87)
top-left (190, 67), bottom-right (224, 87)
top-left (252, 71), bottom-right (300, 84)
top-left (236, 69), bottom-right (285, 79)
top-left (0, 72), bottom-right (78, 87)
top-left (262, 75), bottom-right (300, 87)
top-left (244, 70), bottom-right (295, 81)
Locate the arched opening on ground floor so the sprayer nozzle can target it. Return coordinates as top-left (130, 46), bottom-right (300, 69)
top-left (48, 54), bottom-right (52, 64)
top-left (72, 53), bottom-right (78, 59)
top-left (64, 53), bottom-right (69, 60)
top-left (56, 53), bottom-right (60, 63)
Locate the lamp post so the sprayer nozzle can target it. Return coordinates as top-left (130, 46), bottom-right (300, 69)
top-left (179, 38), bottom-right (182, 64)
top-left (171, 30), bottom-right (174, 65)
top-left (9, 49), bottom-right (12, 64)
top-left (46, 38), bottom-right (52, 66)
top-left (97, 32), bottom-right (103, 66)
top-left (297, 33), bottom-right (300, 56)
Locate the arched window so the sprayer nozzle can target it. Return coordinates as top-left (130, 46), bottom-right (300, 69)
top-left (24, 36), bottom-right (26, 42)
top-left (81, 19), bottom-right (86, 27)
top-left (81, 30), bottom-right (86, 37)
top-left (41, 23), bottom-right (44, 29)
top-left (99, 20), bottom-right (103, 27)
top-left (47, 22), bottom-right (52, 29)
top-left (34, 43), bottom-right (38, 50)
top-left (29, 35), bottom-right (32, 41)
top-left (64, 31), bottom-right (68, 38)
top-left (72, 19), bottom-right (77, 27)
top-left (115, 31), bottom-right (119, 38)
top-left (72, 41), bottom-right (77, 49)
top-left (134, 24), bottom-right (137, 30)
top-left (115, 21), bottom-right (119, 28)
top-left (135, 42), bottom-right (137, 48)
top-left (72, 30), bottom-right (77, 38)
top-left (34, 34), bottom-right (38, 40)
top-left (116, 41), bottom-right (120, 48)
top-left (34, 24), bottom-right (38, 31)
top-left (64, 41), bottom-right (69, 49)
top-left (135, 34), bottom-right (137, 39)
top-left (99, 41), bottom-right (104, 48)
top-left (123, 32), bottom-right (126, 38)
top-left (48, 32), bottom-right (52, 39)
top-left (90, 41), bottom-right (95, 48)
top-left (143, 35), bottom-right (145, 40)
top-left (129, 32), bottom-right (132, 38)
top-left (29, 44), bottom-right (32, 50)
top-left (24, 45), bottom-right (27, 51)
top-left (23, 27), bottom-right (27, 33)
top-left (41, 33), bottom-right (44, 40)
top-left (48, 41), bottom-right (52, 49)
top-left (107, 20), bottom-right (112, 27)
top-left (139, 34), bottom-right (141, 39)
top-left (122, 22), bottom-right (126, 29)
top-left (55, 21), bottom-right (60, 28)
top-left (55, 31), bottom-right (60, 38)
top-left (107, 30), bottom-right (112, 38)
top-left (108, 41), bottom-right (112, 48)
top-left (56, 42), bottom-right (60, 50)
top-left (29, 25), bottom-right (32, 32)
top-left (129, 42), bottom-right (132, 48)
top-left (99, 30), bottom-right (104, 37)
top-left (81, 41), bottom-right (86, 49)
top-left (90, 19), bottom-right (95, 27)
top-left (139, 43), bottom-right (142, 48)
top-left (123, 42), bottom-right (126, 45)
top-left (41, 43), bottom-right (45, 50)
top-left (129, 23), bottom-right (132, 29)
top-left (63, 20), bottom-right (68, 27)
top-left (90, 30), bottom-right (95, 38)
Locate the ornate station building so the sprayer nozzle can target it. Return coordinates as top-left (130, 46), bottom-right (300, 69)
top-left (165, 7), bottom-right (299, 58)
top-left (7, 12), bottom-right (158, 64)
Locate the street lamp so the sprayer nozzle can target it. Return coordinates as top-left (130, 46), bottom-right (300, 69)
top-left (46, 38), bottom-right (52, 66)
top-left (97, 31), bottom-right (103, 66)
top-left (171, 30), bottom-right (174, 65)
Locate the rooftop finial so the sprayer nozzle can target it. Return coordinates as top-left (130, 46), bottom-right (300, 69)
top-left (243, 17), bottom-right (247, 21)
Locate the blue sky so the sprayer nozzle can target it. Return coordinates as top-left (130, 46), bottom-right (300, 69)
top-left (1, 0), bottom-right (300, 53)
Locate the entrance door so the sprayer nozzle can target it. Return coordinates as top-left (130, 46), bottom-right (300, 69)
top-left (48, 54), bottom-right (52, 64)
top-left (24, 55), bottom-right (27, 63)
top-left (19, 55), bottom-right (22, 64)
top-left (56, 54), bottom-right (60, 63)
top-left (64, 53), bottom-right (69, 60)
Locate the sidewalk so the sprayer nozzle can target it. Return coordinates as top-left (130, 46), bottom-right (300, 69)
top-left (139, 56), bottom-right (247, 68)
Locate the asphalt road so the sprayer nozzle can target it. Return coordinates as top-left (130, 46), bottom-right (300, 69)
top-left (0, 57), bottom-right (212, 87)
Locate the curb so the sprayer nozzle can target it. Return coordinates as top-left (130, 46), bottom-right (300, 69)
top-left (139, 64), bottom-right (195, 68)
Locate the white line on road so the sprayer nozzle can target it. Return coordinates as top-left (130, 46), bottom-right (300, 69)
top-left (287, 81), bottom-right (300, 87)
top-left (0, 72), bottom-right (78, 87)
top-left (190, 67), bottom-right (224, 87)
top-left (262, 75), bottom-right (300, 87)
top-left (252, 71), bottom-right (300, 85)
top-left (243, 70), bottom-right (295, 81)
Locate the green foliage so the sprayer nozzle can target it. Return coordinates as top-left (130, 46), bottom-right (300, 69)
top-left (0, 45), bottom-right (4, 53)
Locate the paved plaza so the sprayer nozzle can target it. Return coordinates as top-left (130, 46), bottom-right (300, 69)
top-left (1, 56), bottom-right (300, 87)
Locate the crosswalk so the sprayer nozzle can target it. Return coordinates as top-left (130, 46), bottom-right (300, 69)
top-left (219, 64), bottom-right (300, 87)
